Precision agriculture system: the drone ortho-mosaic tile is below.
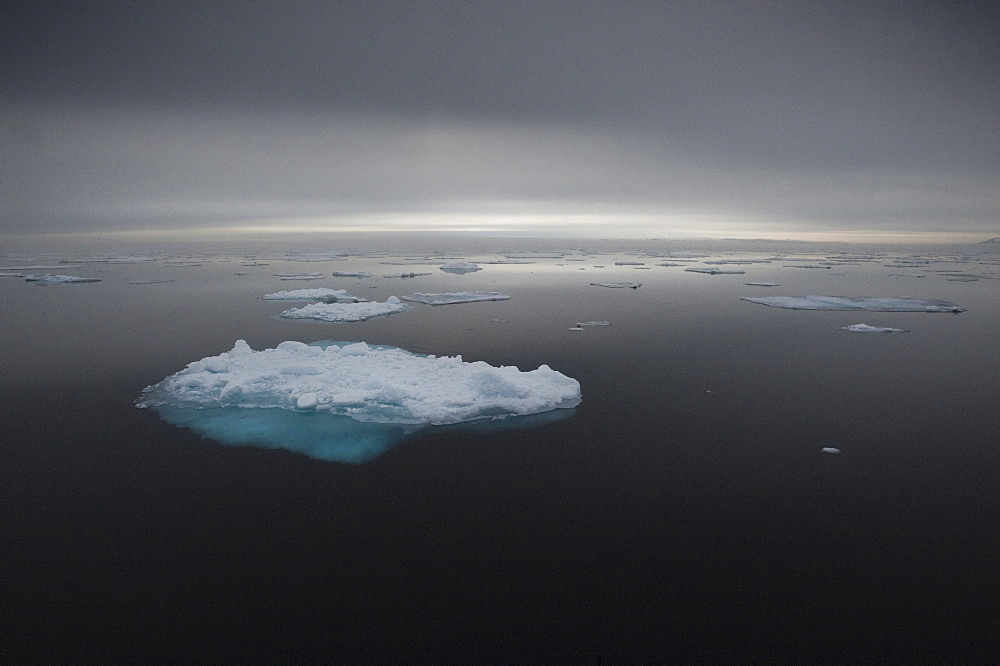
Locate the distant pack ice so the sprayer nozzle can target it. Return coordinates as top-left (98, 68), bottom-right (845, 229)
top-left (740, 296), bottom-right (964, 312)
top-left (138, 340), bottom-right (581, 426)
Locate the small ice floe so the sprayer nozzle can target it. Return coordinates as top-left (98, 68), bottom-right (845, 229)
top-left (128, 279), bottom-right (176, 285)
top-left (704, 259), bottom-right (771, 265)
top-left (656, 262), bottom-right (686, 267)
top-left (615, 261), bottom-right (645, 266)
top-left (403, 291), bottom-right (511, 305)
top-left (568, 327), bottom-right (584, 331)
top-left (840, 324), bottom-right (909, 333)
top-left (590, 282), bottom-right (641, 289)
top-left (234, 272), bottom-right (248, 276)
top-left (490, 318), bottom-right (510, 323)
top-left (275, 273), bottom-right (325, 280)
top-left (1, 272), bottom-right (24, 278)
top-left (240, 261), bottom-right (269, 266)
top-left (165, 261), bottom-right (203, 267)
top-left (576, 321), bottom-right (611, 327)
top-left (439, 262), bottom-right (482, 274)
top-left (947, 277), bottom-right (978, 282)
top-left (685, 267), bottom-right (745, 275)
top-left (821, 447), bottom-right (841, 454)
top-left (263, 288), bottom-right (364, 303)
top-left (279, 297), bottom-right (407, 322)
top-left (282, 252), bottom-right (347, 262)
top-left (741, 296), bottom-right (964, 312)
top-left (744, 282), bottom-right (780, 287)
top-left (383, 272), bottom-right (432, 279)
top-left (330, 271), bottom-right (374, 278)
top-left (888, 273), bottom-right (925, 278)
top-left (782, 264), bottom-right (831, 269)
top-left (24, 273), bottom-right (101, 284)
top-left (504, 252), bottom-right (566, 259)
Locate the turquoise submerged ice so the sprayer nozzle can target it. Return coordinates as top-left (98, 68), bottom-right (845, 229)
top-left (137, 340), bottom-right (581, 462)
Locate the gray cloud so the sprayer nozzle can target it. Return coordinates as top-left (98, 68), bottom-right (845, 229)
top-left (3, 1), bottom-right (998, 237)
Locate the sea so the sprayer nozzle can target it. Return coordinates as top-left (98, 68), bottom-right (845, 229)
top-left (3, 232), bottom-right (999, 663)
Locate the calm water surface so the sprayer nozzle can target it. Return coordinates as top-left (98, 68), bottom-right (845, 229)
top-left (3, 235), bottom-right (999, 662)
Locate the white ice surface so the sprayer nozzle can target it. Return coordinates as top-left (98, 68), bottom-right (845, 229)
top-left (685, 268), bottom-right (745, 275)
top-left (821, 447), bottom-right (841, 454)
top-left (138, 339), bottom-right (581, 425)
top-left (839, 324), bottom-right (909, 333)
top-left (402, 291), bottom-right (511, 305)
top-left (741, 295), bottom-right (964, 312)
top-left (263, 288), bottom-right (364, 302)
top-left (275, 273), bottom-right (324, 280)
top-left (279, 298), bottom-right (407, 322)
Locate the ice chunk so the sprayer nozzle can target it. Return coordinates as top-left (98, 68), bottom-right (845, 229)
top-left (840, 324), bottom-right (909, 333)
top-left (575, 321), bottom-right (611, 327)
top-left (330, 271), bottom-right (374, 278)
top-left (402, 291), bottom-right (511, 305)
top-left (279, 299), bottom-right (408, 322)
top-left (821, 447), bottom-right (841, 454)
top-left (137, 340), bottom-right (581, 463)
top-left (744, 282), bottom-right (780, 287)
top-left (590, 282), bottom-right (641, 289)
top-left (741, 295), bottom-right (964, 312)
top-left (685, 267), bottom-right (745, 275)
top-left (274, 273), bottom-right (324, 280)
top-left (262, 288), bottom-right (363, 302)
top-left (382, 272), bottom-right (432, 278)
top-left (504, 252), bottom-right (566, 258)
top-left (439, 262), bottom-right (482, 274)
top-left (23, 273), bottom-right (101, 284)
top-left (614, 261), bottom-right (645, 266)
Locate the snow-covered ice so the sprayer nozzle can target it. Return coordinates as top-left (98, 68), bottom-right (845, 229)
top-left (439, 262), bottom-right (482, 274)
top-left (403, 291), bottom-right (511, 305)
top-left (263, 288), bottom-right (364, 302)
top-left (24, 274), bottom-right (101, 284)
top-left (821, 447), bottom-right (841, 454)
top-left (741, 296), bottom-right (964, 312)
top-left (839, 324), bottom-right (909, 333)
top-left (137, 340), bottom-right (580, 463)
top-left (279, 298), bottom-right (407, 322)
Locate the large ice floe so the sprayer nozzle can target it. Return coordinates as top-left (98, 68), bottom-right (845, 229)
top-left (740, 296), bottom-right (964, 312)
top-left (262, 288), bottom-right (364, 302)
top-left (402, 291), bottom-right (511, 305)
top-left (279, 297), bottom-right (407, 322)
top-left (137, 340), bottom-right (581, 463)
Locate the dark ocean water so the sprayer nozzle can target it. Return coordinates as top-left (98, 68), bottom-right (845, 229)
top-left (3, 234), bottom-right (999, 663)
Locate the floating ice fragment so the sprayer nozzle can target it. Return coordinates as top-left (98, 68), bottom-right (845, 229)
top-left (128, 279), bottom-right (176, 285)
top-left (330, 271), bottom-right (373, 278)
top-left (24, 273), bottom-right (101, 284)
top-left (575, 321), bottom-right (611, 327)
top-left (744, 282), bottom-right (780, 287)
top-left (275, 273), bottom-right (324, 280)
top-left (402, 291), bottom-right (511, 305)
top-left (263, 288), bottom-right (363, 302)
top-left (439, 262), bottom-right (482, 274)
top-left (279, 299), bottom-right (408, 322)
top-left (821, 447), bottom-right (841, 454)
top-left (137, 340), bottom-right (581, 462)
top-left (685, 267), bottom-right (745, 275)
top-left (614, 261), bottom-right (645, 266)
top-left (383, 272), bottom-right (432, 278)
top-left (590, 282), bottom-right (641, 289)
top-left (741, 296), bottom-right (964, 312)
top-left (840, 324), bottom-right (909, 333)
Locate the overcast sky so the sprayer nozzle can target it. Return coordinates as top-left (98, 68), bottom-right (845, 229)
top-left (4, 0), bottom-right (998, 239)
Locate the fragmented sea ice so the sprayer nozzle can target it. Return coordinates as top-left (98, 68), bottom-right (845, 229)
top-left (275, 273), bottom-right (325, 280)
top-left (330, 271), bottom-right (374, 278)
top-left (24, 273), bottom-right (101, 284)
top-left (685, 267), bottom-right (745, 275)
top-left (439, 262), bottom-right (482, 274)
top-left (821, 447), bottom-right (841, 454)
top-left (590, 282), bottom-right (641, 289)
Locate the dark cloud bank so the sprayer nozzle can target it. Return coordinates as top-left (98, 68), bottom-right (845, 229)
top-left (3, 1), bottom-right (998, 239)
